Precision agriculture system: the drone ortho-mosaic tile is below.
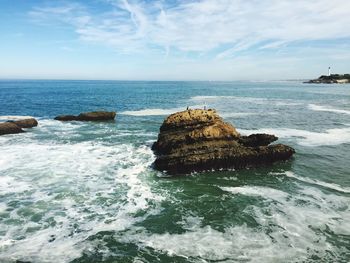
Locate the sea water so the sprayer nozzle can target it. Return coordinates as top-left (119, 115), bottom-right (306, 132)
top-left (0, 80), bottom-right (349, 262)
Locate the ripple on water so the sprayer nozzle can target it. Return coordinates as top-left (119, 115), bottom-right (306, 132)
top-left (0, 126), bottom-right (164, 262)
top-left (114, 182), bottom-right (349, 263)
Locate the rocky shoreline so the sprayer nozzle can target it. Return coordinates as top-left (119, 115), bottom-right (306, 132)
top-left (152, 109), bottom-right (295, 175)
top-left (305, 74), bottom-right (350, 84)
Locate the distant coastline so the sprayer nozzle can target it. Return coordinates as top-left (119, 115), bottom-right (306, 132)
top-left (304, 74), bottom-right (350, 84)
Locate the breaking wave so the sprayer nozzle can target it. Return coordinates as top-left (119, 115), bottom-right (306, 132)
top-left (308, 104), bottom-right (350, 115)
top-left (239, 127), bottom-right (350, 147)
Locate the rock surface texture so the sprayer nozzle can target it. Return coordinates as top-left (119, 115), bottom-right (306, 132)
top-left (0, 118), bottom-right (39, 135)
top-left (55, 111), bottom-right (116, 121)
top-left (152, 109), bottom-right (295, 175)
top-left (0, 122), bottom-right (24, 135)
top-left (10, 118), bottom-right (38, 128)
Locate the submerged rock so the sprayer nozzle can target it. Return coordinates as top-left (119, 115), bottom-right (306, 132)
top-left (0, 122), bottom-right (24, 135)
top-left (152, 109), bottom-right (295, 175)
top-left (55, 111), bottom-right (116, 121)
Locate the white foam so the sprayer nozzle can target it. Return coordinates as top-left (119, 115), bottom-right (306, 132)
top-left (0, 203), bottom-right (7, 213)
top-left (0, 176), bottom-right (31, 194)
top-left (136, 183), bottom-right (348, 261)
top-left (130, 225), bottom-right (275, 261)
top-left (120, 104), bottom-right (209, 116)
top-left (0, 131), bottom-right (164, 262)
top-left (239, 127), bottom-right (350, 146)
top-left (272, 171), bottom-right (350, 194)
top-left (190, 96), bottom-right (302, 106)
top-left (221, 112), bottom-right (278, 118)
top-left (190, 95), bottom-right (268, 104)
top-left (179, 215), bottom-right (203, 231)
top-left (120, 107), bottom-right (184, 116)
top-left (309, 104), bottom-right (350, 115)
top-left (116, 182), bottom-right (350, 261)
top-left (295, 187), bottom-right (350, 236)
top-left (220, 186), bottom-right (288, 201)
top-left (221, 112), bottom-right (257, 118)
top-left (123, 203), bottom-right (347, 262)
top-left (0, 115), bottom-right (34, 120)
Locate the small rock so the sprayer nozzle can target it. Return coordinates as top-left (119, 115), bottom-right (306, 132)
top-left (0, 122), bottom-right (24, 135)
top-left (55, 111), bottom-right (116, 121)
top-left (10, 118), bottom-right (38, 128)
top-left (239, 133), bottom-right (277, 147)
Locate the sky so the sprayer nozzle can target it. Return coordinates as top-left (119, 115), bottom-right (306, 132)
top-left (0, 0), bottom-right (350, 80)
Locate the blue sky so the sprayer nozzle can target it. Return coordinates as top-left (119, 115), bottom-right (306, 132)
top-left (1, 0), bottom-right (350, 80)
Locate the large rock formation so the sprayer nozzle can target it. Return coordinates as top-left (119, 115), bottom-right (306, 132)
top-left (55, 111), bottom-right (116, 121)
top-left (152, 109), bottom-right (295, 175)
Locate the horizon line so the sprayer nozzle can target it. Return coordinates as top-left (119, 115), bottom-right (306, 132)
top-left (0, 78), bottom-right (307, 82)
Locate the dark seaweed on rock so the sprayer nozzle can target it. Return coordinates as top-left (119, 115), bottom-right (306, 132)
top-left (152, 109), bottom-right (295, 175)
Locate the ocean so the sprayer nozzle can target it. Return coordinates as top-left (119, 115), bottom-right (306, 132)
top-left (0, 80), bottom-right (349, 262)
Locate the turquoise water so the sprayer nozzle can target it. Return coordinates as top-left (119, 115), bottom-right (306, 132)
top-left (0, 80), bottom-right (349, 262)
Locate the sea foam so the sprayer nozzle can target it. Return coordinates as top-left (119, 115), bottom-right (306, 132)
top-left (0, 121), bottom-right (164, 262)
top-left (0, 115), bottom-right (34, 120)
top-left (114, 179), bottom-right (350, 262)
top-left (271, 171), bottom-right (350, 194)
top-left (120, 105), bottom-right (206, 116)
top-left (190, 96), bottom-right (302, 106)
top-left (239, 126), bottom-right (350, 146)
top-left (308, 104), bottom-right (350, 115)
top-left (121, 108), bottom-right (184, 116)
top-left (220, 186), bottom-right (288, 201)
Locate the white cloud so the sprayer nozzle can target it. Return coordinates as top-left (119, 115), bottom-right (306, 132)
top-left (29, 0), bottom-right (350, 58)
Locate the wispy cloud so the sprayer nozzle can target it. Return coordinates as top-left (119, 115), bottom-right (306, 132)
top-left (29, 0), bottom-right (350, 58)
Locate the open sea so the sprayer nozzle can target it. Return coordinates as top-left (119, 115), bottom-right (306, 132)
top-left (0, 80), bottom-right (349, 263)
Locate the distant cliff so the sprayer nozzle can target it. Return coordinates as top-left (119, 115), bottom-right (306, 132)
top-left (305, 74), bottom-right (350, 84)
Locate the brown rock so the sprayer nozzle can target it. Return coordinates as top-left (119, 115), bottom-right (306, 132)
top-left (238, 133), bottom-right (277, 147)
top-left (55, 111), bottom-right (116, 121)
top-left (11, 118), bottom-right (38, 128)
top-left (152, 109), bottom-right (295, 175)
top-left (0, 122), bottom-right (24, 135)
top-left (77, 111), bottom-right (116, 121)
top-left (54, 115), bottom-right (78, 121)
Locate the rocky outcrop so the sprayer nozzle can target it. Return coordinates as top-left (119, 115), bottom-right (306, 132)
top-left (0, 122), bottom-right (24, 135)
top-left (55, 111), bottom-right (116, 121)
top-left (10, 118), bottom-right (38, 128)
top-left (305, 74), bottom-right (350, 84)
top-left (152, 109), bottom-right (295, 175)
top-left (0, 118), bottom-right (39, 135)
